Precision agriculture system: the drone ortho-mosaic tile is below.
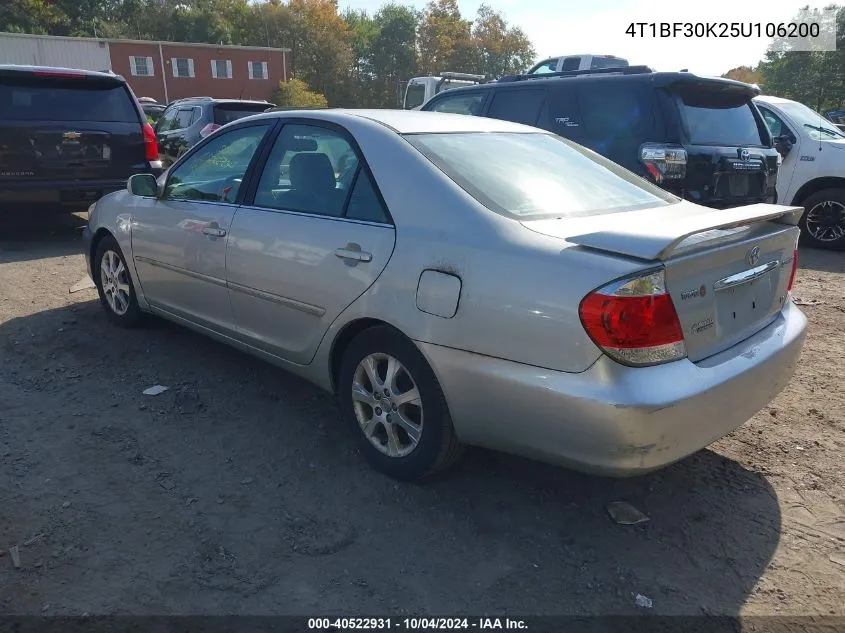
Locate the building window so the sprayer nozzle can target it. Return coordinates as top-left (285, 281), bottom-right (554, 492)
top-left (211, 59), bottom-right (232, 79)
top-left (248, 61), bottom-right (268, 80)
top-left (171, 57), bottom-right (195, 78)
top-left (129, 56), bottom-right (154, 77)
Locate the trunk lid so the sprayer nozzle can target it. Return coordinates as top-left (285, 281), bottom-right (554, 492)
top-left (524, 201), bottom-right (802, 362)
top-left (0, 71), bottom-right (145, 182)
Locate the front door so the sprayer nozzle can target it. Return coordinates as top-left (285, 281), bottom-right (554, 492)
top-left (226, 122), bottom-right (396, 364)
top-left (758, 104), bottom-right (801, 203)
top-left (131, 121), bottom-right (273, 332)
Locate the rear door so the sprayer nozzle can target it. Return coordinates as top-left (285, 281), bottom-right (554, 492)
top-left (227, 121), bottom-right (396, 364)
top-left (486, 88), bottom-right (546, 127)
top-left (155, 105), bottom-right (195, 166)
top-left (667, 83), bottom-right (778, 207)
top-left (0, 70), bottom-right (145, 183)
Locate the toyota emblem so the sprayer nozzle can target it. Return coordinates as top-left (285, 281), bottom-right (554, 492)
top-left (745, 246), bottom-right (761, 266)
top-left (739, 148), bottom-right (750, 161)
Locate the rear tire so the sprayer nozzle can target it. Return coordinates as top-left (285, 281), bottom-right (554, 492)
top-left (94, 235), bottom-right (144, 327)
top-left (338, 326), bottom-right (464, 481)
top-left (799, 189), bottom-right (845, 250)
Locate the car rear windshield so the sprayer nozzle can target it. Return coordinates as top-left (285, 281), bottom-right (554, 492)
top-left (404, 132), bottom-right (678, 220)
top-left (674, 86), bottom-right (764, 146)
top-left (213, 103), bottom-right (269, 125)
top-left (0, 75), bottom-right (139, 122)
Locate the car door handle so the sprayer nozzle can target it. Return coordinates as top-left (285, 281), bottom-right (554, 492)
top-left (202, 227), bottom-right (227, 237)
top-left (334, 247), bottom-right (372, 262)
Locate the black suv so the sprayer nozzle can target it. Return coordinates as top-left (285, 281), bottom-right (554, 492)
top-left (0, 65), bottom-right (162, 210)
top-left (421, 66), bottom-right (779, 208)
top-left (155, 97), bottom-right (271, 167)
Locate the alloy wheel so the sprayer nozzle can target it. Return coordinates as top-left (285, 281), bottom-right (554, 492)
top-left (351, 353), bottom-right (424, 458)
top-left (806, 200), bottom-right (845, 243)
top-left (100, 249), bottom-right (131, 316)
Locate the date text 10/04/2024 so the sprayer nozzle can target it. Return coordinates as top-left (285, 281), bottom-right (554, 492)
top-left (625, 22), bottom-right (821, 38)
top-left (307, 618), bottom-right (529, 630)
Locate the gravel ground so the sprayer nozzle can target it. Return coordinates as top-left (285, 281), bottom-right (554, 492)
top-left (0, 211), bottom-right (843, 617)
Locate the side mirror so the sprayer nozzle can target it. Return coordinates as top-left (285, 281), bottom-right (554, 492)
top-left (774, 135), bottom-right (793, 158)
top-left (128, 173), bottom-right (159, 197)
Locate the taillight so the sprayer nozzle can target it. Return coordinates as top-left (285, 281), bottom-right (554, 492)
top-left (640, 143), bottom-right (687, 183)
top-left (142, 123), bottom-right (158, 161)
top-left (200, 123), bottom-right (221, 138)
top-left (579, 269), bottom-right (687, 367)
top-left (787, 248), bottom-right (798, 293)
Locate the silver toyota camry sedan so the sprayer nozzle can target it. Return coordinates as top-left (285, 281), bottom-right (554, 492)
top-left (83, 109), bottom-right (808, 480)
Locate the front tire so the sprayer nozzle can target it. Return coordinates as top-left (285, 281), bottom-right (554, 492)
top-left (799, 189), bottom-right (845, 250)
top-left (338, 326), bottom-right (464, 480)
top-left (94, 235), bottom-right (144, 327)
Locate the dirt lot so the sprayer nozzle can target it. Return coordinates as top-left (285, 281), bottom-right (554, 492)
top-left (0, 211), bottom-right (843, 617)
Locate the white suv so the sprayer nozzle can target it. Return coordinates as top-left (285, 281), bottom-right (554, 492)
top-left (755, 95), bottom-right (845, 250)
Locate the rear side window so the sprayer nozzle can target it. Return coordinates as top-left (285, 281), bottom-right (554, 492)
top-left (176, 108), bottom-right (195, 128)
top-left (487, 89), bottom-right (545, 127)
top-left (560, 57), bottom-right (581, 71)
top-left (427, 93), bottom-right (486, 115)
top-left (674, 87), bottom-right (763, 146)
top-left (213, 104), bottom-right (268, 125)
top-left (578, 83), bottom-right (653, 141)
top-left (0, 75), bottom-right (138, 122)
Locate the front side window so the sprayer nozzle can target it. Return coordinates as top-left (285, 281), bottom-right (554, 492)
top-left (529, 59), bottom-right (558, 74)
top-left (404, 84), bottom-right (427, 109)
top-left (405, 132), bottom-right (678, 220)
top-left (164, 124), bottom-right (270, 203)
top-left (254, 124), bottom-right (363, 217)
top-left (427, 93), bottom-right (485, 115)
top-left (758, 106), bottom-right (789, 139)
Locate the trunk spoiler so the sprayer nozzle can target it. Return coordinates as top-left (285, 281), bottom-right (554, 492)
top-left (568, 204), bottom-right (803, 261)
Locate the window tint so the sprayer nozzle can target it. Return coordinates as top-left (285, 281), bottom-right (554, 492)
top-left (405, 84), bottom-right (427, 109)
top-left (0, 76), bottom-right (138, 122)
top-left (254, 124), bottom-right (359, 217)
top-left (590, 56), bottom-right (629, 70)
top-left (156, 107), bottom-right (178, 132)
top-left (405, 132), bottom-right (678, 220)
top-left (675, 88), bottom-right (763, 146)
top-left (758, 106), bottom-right (787, 138)
top-left (346, 169), bottom-right (390, 223)
top-left (427, 93), bottom-right (485, 115)
top-left (530, 59), bottom-right (558, 74)
top-left (164, 124), bottom-right (269, 203)
top-left (560, 57), bottom-right (581, 71)
top-left (577, 83), bottom-right (651, 141)
top-left (176, 109), bottom-right (194, 128)
top-left (213, 103), bottom-right (268, 125)
top-left (487, 89), bottom-right (545, 126)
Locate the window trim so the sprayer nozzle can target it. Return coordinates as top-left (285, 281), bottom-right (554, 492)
top-left (248, 61), bottom-right (269, 80)
top-left (171, 57), bottom-right (195, 78)
top-left (130, 56), bottom-right (154, 77)
top-left (211, 59), bottom-right (233, 80)
top-left (161, 119), bottom-right (279, 206)
top-left (240, 118), bottom-right (394, 226)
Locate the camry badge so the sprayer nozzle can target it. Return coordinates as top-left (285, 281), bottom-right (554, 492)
top-left (745, 246), bottom-right (761, 266)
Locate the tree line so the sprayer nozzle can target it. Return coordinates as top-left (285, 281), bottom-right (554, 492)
top-left (0, 0), bottom-right (536, 108)
top-left (723, 5), bottom-right (845, 112)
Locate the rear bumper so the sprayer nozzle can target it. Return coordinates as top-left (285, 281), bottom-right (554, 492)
top-left (418, 300), bottom-right (807, 476)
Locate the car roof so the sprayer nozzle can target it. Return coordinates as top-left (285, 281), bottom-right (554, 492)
top-left (172, 97), bottom-right (269, 105)
top-left (425, 70), bottom-right (758, 100)
top-left (754, 95), bottom-right (793, 105)
top-left (254, 108), bottom-right (548, 135)
top-left (0, 64), bottom-right (125, 82)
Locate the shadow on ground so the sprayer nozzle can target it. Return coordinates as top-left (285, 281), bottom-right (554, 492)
top-left (797, 245), bottom-right (844, 274)
top-left (0, 210), bottom-right (88, 264)
top-left (0, 296), bottom-right (781, 616)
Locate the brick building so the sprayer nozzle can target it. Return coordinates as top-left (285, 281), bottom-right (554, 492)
top-left (0, 32), bottom-right (290, 103)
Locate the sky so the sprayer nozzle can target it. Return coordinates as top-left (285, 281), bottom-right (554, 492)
top-left (336, 0), bottom-right (837, 77)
